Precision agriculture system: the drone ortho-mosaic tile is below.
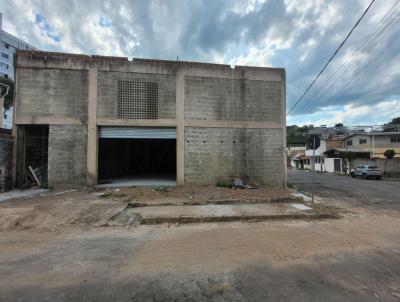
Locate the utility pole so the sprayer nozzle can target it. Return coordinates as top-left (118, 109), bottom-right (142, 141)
top-left (312, 135), bottom-right (315, 203)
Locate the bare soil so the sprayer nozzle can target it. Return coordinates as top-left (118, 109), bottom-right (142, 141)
top-left (1, 184), bottom-right (400, 300)
top-left (98, 185), bottom-right (294, 204)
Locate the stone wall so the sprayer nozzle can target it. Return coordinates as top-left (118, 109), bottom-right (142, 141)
top-left (48, 125), bottom-right (87, 188)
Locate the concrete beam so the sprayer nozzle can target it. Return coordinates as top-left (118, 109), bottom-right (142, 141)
top-left (87, 68), bottom-right (98, 187)
top-left (184, 119), bottom-right (283, 129)
top-left (15, 116), bottom-right (85, 125)
top-left (176, 69), bottom-right (185, 186)
top-left (97, 118), bottom-right (176, 127)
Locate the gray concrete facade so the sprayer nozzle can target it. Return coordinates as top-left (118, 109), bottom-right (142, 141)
top-left (13, 50), bottom-right (286, 189)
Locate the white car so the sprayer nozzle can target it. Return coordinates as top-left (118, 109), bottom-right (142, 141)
top-left (350, 165), bottom-right (383, 180)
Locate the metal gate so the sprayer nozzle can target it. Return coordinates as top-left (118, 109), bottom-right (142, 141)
top-left (334, 158), bottom-right (341, 172)
top-left (98, 127), bottom-right (176, 139)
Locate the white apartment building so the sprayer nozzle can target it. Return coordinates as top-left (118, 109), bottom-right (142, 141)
top-left (1, 13), bottom-right (36, 79)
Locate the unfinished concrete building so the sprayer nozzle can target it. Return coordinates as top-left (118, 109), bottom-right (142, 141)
top-left (13, 50), bottom-right (286, 189)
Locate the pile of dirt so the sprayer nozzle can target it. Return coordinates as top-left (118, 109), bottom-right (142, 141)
top-left (97, 185), bottom-right (294, 206)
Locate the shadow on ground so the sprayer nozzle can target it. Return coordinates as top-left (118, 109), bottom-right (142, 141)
top-left (1, 247), bottom-right (400, 301)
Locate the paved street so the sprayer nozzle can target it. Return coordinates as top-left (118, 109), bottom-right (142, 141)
top-left (289, 169), bottom-right (400, 210)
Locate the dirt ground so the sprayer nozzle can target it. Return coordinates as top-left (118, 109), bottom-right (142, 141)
top-left (1, 186), bottom-right (400, 301)
top-left (102, 185), bottom-right (294, 204)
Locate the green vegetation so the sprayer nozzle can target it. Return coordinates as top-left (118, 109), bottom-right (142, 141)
top-left (286, 125), bottom-right (314, 147)
top-left (387, 117), bottom-right (400, 125)
top-left (339, 151), bottom-right (357, 174)
top-left (384, 149), bottom-right (396, 173)
top-left (0, 77), bottom-right (14, 111)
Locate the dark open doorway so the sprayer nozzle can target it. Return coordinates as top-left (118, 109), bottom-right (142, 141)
top-left (98, 138), bottom-right (176, 187)
top-left (16, 125), bottom-right (49, 188)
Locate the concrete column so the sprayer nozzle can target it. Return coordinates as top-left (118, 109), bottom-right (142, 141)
top-left (176, 68), bottom-right (185, 186)
top-left (281, 70), bottom-right (287, 187)
top-left (11, 68), bottom-right (19, 187)
top-left (87, 68), bottom-right (98, 186)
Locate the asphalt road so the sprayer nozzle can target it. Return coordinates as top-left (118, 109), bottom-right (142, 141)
top-left (288, 169), bottom-right (400, 210)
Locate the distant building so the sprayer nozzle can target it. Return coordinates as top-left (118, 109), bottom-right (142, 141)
top-left (343, 132), bottom-right (400, 158)
top-left (0, 12), bottom-right (36, 79)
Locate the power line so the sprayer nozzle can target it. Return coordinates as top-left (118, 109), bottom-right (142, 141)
top-left (286, 0), bottom-right (376, 115)
top-left (297, 1), bottom-right (400, 115)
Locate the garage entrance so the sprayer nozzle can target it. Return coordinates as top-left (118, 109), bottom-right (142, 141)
top-left (97, 127), bottom-right (176, 187)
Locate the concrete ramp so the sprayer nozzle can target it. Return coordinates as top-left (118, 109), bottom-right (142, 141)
top-left (126, 202), bottom-right (338, 225)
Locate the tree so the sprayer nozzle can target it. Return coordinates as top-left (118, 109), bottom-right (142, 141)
top-left (388, 117), bottom-right (400, 125)
top-left (383, 149), bottom-right (396, 174)
top-left (286, 124), bottom-right (314, 147)
top-left (340, 151), bottom-right (357, 174)
top-left (384, 117), bottom-right (400, 132)
top-left (334, 123), bottom-right (343, 128)
top-left (0, 77), bottom-right (14, 112)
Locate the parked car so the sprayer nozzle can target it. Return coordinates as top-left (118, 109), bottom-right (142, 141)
top-left (350, 165), bottom-right (382, 180)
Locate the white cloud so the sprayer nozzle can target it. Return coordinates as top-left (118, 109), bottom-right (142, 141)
top-left (1, 0), bottom-right (399, 126)
top-left (288, 100), bottom-right (400, 127)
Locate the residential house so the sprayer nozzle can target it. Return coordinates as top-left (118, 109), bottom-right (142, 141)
top-left (344, 132), bottom-right (400, 158)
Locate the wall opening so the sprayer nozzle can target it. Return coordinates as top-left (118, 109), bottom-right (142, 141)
top-left (16, 125), bottom-right (49, 188)
top-left (98, 138), bottom-right (176, 187)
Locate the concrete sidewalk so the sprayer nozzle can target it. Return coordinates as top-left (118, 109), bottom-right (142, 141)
top-left (127, 202), bottom-right (338, 224)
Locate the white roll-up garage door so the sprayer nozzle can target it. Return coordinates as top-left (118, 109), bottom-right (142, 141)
top-left (99, 127), bottom-right (176, 139)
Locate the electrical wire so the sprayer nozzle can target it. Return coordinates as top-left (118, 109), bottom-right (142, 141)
top-left (287, 0), bottom-right (376, 115)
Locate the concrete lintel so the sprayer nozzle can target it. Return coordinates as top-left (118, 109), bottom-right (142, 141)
top-left (15, 116), bottom-right (85, 125)
top-left (97, 118), bottom-right (176, 127)
top-left (87, 68), bottom-right (98, 187)
top-left (184, 119), bottom-right (283, 129)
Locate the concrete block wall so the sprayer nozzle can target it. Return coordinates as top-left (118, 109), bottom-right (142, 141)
top-left (185, 77), bottom-right (282, 122)
top-left (184, 127), bottom-right (285, 186)
top-left (16, 68), bottom-right (88, 119)
top-left (183, 68), bottom-right (285, 187)
top-left (97, 71), bottom-right (176, 119)
top-left (48, 125), bottom-right (87, 188)
top-left (14, 51), bottom-right (285, 189)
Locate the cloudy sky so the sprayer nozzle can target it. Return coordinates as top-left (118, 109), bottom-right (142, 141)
top-left (2, 0), bottom-right (400, 126)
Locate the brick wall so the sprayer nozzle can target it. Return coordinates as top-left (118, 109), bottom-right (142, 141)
top-left (48, 125), bottom-right (87, 188)
top-left (97, 71), bottom-right (176, 119)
